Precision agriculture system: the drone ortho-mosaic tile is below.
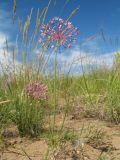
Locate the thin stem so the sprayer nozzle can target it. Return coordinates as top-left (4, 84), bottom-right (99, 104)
top-left (52, 43), bottom-right (58, 132)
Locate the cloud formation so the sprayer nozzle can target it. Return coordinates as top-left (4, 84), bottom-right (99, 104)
top-left (47, 47), bottom-right (116, 75)
top-left (0, 32), bottom-right (20, 74)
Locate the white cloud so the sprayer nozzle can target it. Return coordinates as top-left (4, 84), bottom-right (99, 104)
top-left (57, 48), bottom-right (114, 66)
top-left (70, 50), bottom-right (115, 67)
top-left (0, 52), bottom-right (20, 75)
top-left (0, 33), bottom-right (8, 49)
top-left (47, 48), bottom-right (116, 75)
top-left (0, 33), bottom-right (20, 74)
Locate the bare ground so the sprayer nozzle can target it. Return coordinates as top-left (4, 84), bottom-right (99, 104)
top-left (1, 110), bottom-right (120, 160)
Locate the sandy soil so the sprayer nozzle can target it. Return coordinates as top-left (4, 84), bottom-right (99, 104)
top-left (1, 111), bottom-right (120, 160)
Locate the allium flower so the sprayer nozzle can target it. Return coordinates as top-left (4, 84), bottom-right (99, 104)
top-left (39, 17), bottom-right (79, 49)
top-left (25, 81), bottom-right (48, 100)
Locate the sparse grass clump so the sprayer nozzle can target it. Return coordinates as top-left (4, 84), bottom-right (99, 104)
top-left (12, 82), bottom-right (48, 137)
top-left (13, 78), bottom-right (49, 137)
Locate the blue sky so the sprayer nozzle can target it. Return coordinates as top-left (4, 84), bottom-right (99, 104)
top-left (0, 0), bottom-right (120, 73)
top-left (1, 0), bottom-right (120, 39)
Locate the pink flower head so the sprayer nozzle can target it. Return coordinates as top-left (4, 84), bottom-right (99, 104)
top-left (39, 17), bottom-right (79, 49)
top-left (25, 81), bottom-right (48, 100)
